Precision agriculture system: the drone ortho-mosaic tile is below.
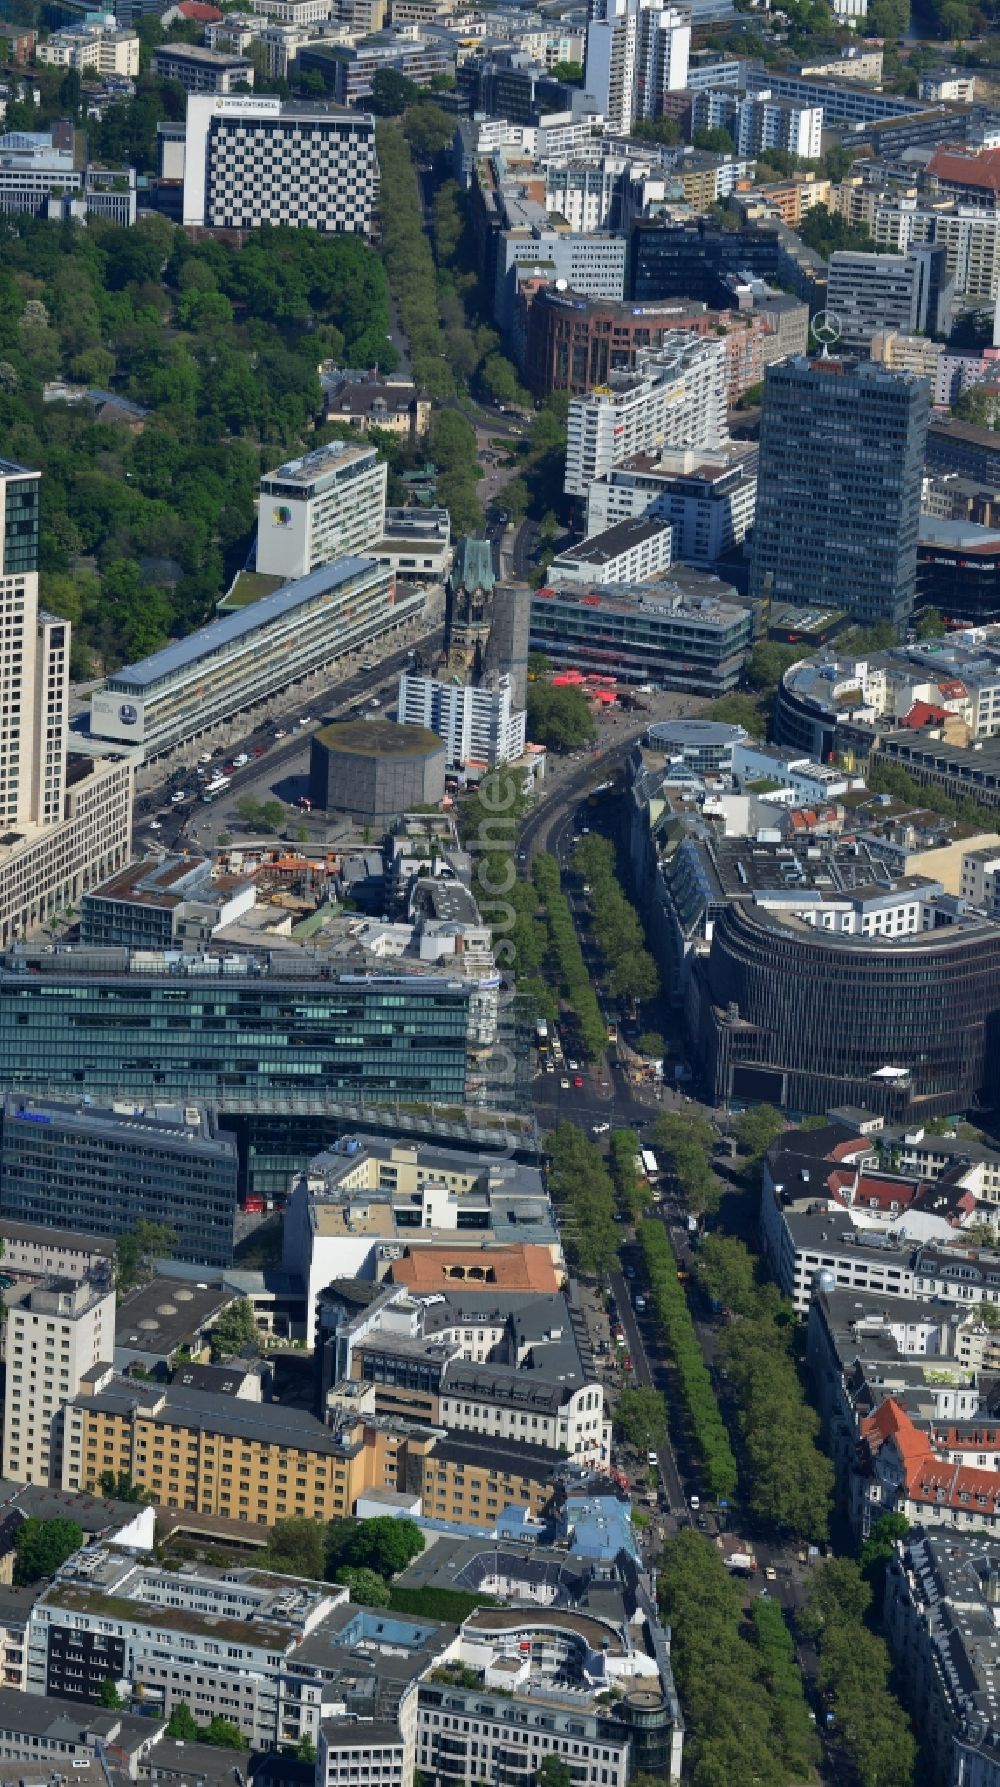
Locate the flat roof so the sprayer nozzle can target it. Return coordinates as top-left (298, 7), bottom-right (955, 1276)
top-left (554, 517), bottom-right (670, 566)
top-left (314, 718), bottom-right (446, 757)
top-left (0, 458), bottom-right (38, 479)
top-left (105, 557), bottom-right (378, 694)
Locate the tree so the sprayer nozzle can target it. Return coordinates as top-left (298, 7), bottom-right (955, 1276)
top-left (99, 1471), bottom-right (150, 1504)
top-left (335, 1564), bottom-right (392, 1606)
top-left (342, 1515), bottom-right (425, 1577)
top-left (370, 69), bottom-right (420, 115)
top-left (614, 1386), bottom-right (667, 1452)
top-left (916, 607), bottom-right (946, 639)
top-left (703, 693), bottom-right (767, 738)
top-left (267, 1517), bottom-right (326, 1581)
top-left (799, 1557), bottom-right (872, 1640)
top-left (211, 1297), bottom-right (259, 1360)
top-left (536, 1760), bottom-right (573, 1787)
top-left (733, 1105), bottom-right (787, 1161)
top-left (14, 1517), bottom-right (84, 1585)
top-left (296, 1735), bottom-right (318, 1763)
top-left (116, 1220), bottom-right (176, 1292)
top-left (166, 1703), bottom-right (200, 1740)
top-left (635, 1031), bottom-right (665, 1057)
top-left (202, 1718), bottom-right (245, 1750)
top-left (100, 1676), bottom-right (125, 1709)
top-left (526, 683), bottom-right (597, 750)
top-left (630, 116), bottom-right (682, 145)
top-left (746, 641), bottom-right (803, 695)
top-left (402, 101), bottom-right (456, 160)
top-left (692, 125), bottom-right (735, 153)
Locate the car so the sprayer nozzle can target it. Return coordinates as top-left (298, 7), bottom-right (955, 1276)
top-left (624, 1265), bottom-right (635, 1279)
top-left (362, 661), bottom-right (374, 672)
top-left (149, 819), bottom-right (162, 831)
top-left (370, 696), bottom-right (381, 708)
top-left (764, 1566), bottom-right (777, 1581)
top-left (198, 751), bottom-right (212, 764)
top-left (592, 1121), bottom-right (610, 1136)
top-left (689, 1495), bottom-right (700, 1510)
top-left (568, 1059), bottom-right (579, 1072)
top-left (233, 752), bottom-right (250, 767)
top-left (171, 791), bottom-right (188, 805)
top-left (546, 1062), bottom-right (555, 1073)
top-left (573, 1075), bottom-right (583, 1088)
top-left (223, 762), bottom-right (235, 774)
top-left (647, 1450), bottom-right (658, 1467)
top-left (253, 745), bottom-right (266, 758)
top-left (274, 728), bottom-right (287, 739)
top-left (560, 1077), bottom-right (570, 1090)
top-left (634, 1294), bottom-right (646, 1312)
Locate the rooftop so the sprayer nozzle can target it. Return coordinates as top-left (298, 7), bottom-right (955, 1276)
top-left (552, 517), bottom-right (671, 568)
top-left (314, 718), bottom-right (446, 758)
top-left (104, 558), bottom-right (378, 694)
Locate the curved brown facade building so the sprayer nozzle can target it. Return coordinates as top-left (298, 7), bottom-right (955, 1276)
top-left (521, 284), bottom-right (712, 397)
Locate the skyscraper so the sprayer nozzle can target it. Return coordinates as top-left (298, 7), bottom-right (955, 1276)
top-left (0, 459), bottom-right (68, 830)
top-left (584, 0), bottom-right (690, 135)
top-left (0, 461), bottom-right (131, 949)
top-left (749, 357), bottom-right (929, 630)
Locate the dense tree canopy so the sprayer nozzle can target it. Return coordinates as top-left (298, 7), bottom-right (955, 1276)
top-left (0, 213), bottom-right (396, 672)
top-left (14, 1517), bottom-right (84, 1585)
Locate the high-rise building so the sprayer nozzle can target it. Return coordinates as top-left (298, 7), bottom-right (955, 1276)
top-left (0, 1095), bottom-right (240, 1269)
top-left (256, 440), bottom-right (387, 579)
top-left (3, 1277), bottom-right (115, 1485)
top-left (584, 0), bottom-right (690, 135)
top-left (0, 462), bottom-right (132, 949)
top-left (397, 671), bottom-right (527, 768)
top-left (180, 94), bottom-right (377, 235)
top-left (827, 245), bottom-right (955, 348)
top-left (749, 357), bottom-right (929, 629)
top-left (564, 335), bottom-right (727, 498)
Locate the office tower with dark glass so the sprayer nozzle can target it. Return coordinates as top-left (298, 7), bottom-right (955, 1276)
top-left (749, 357), bottom-right (929, 630)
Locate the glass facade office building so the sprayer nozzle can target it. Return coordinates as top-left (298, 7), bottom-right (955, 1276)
top-left (697, 899), bottom-right (1000, 1118)
top-left (749, 356), bottom-right (929, 630)
top-left (0, 1094), bottom-right (239, 1268)
top-left (0, 954), bottom-right (474, 1113)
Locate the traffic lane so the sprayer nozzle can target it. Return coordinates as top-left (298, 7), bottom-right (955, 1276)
top-left (137, 622), bottom-right (442, 804)
top-left (609, 1267), bottom-right (686, 1516)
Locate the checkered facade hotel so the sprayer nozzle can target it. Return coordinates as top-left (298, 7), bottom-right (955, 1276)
top-left (182, 94), bottom-right (376, 234)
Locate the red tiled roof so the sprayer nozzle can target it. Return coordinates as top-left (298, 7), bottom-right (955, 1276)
top-left (901, 701), bottom-right (948, 729)
top-left (177, 3), bottom-right (223, 18)
top-left (927, 147), bottom-right (1000, 194)
top-left (937, 678), bottom-right (968, 699)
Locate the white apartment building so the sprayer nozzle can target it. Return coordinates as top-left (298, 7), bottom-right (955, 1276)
top-left (879, 204), bottom-right (1000, 304)
top-left (495, 223), bottom-right (627, 331)
top-left (256, 439), bottom-right (386, 579)
top-left (397, 671), bottom-right (527, 768)
top-left (585, 443), bottom-right (758, 565)
top-left (250, 0), bottom-right (333, 19)
top-left (549, 514), bottom-right (674, 584)
top-left (585, 0), bottom-right (689, 135)
top-left (543, 159), bottom-right (622, 233)
top-left (692, 87), bottom-right (821, 160)
top-left (2, 1279), bottom-right (114, 1486)
top-left (181, 94), bottom-right (376, 234)
top-left (564, 335), bottom-right (727, 498)
top-left (37, 25), bottom-right (139, 76)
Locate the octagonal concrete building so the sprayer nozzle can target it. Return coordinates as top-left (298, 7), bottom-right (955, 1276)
top-left (309, 717), bottom-right (446, 817)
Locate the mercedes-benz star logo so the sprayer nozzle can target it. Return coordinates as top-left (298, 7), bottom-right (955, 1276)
top-left (811, 310), bottom-right (843, 355)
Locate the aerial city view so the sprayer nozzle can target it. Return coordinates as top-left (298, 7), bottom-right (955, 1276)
top-left (3, 0), bottom-right (1000, 1782)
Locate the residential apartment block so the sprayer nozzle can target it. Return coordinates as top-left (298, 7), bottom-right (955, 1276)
top-left (37, 23), bottom-right (139, 74)
top-left (3, 1278), bottom-right (115, 1486)
top-left (584, 0), bottom-right (690, 135)
top-left (827, 244), bottom-right (954, 348)
top-left (564, 336), bottom-right (728, 499)
top-left (256, 439), bottom-right (387, 580)
top-left (179, 94), bottom-right (376, 235)
top-left (549, 516), bottom-right (674, 586)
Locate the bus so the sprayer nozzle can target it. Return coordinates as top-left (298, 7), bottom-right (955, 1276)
top-left (641, 1148), bottom-right (659, 1181)
top-left (201, 774), bottom-right (231, 803)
